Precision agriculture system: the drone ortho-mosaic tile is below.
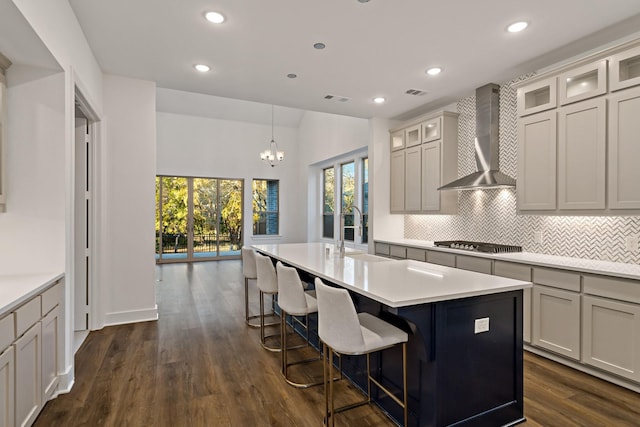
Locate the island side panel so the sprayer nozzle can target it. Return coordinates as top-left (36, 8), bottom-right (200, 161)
top-left (433, 290), bottom-right (524, 426)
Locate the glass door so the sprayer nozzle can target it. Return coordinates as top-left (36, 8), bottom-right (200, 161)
top-left (156, 176), bottom-right (243, 262)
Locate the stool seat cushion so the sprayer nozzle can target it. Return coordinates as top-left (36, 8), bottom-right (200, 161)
top-left (356, 313), bottom-right (408, 355)
top-left (316, 278), bottom-right (408, 355)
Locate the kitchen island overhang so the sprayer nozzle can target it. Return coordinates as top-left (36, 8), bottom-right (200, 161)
top-left (253, 243), bottom-right (532, 427)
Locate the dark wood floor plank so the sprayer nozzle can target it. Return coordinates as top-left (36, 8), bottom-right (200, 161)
top-left (34, 260), bottom-right (640, 427)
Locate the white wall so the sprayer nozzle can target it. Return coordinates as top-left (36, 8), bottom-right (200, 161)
top-left (0, 71), bottom-right (66, 273)
top-left (156, 110), bottom-right (305, 246)
top-left (297, 110), bottom-right (369, 243)
top-left (102, 74), bottom-right (157, 325)
top-left (369, 117), bottom-right (403, 244)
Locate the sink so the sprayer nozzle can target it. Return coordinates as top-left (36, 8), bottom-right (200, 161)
top-left (343, 253), bottom-right (391, 263)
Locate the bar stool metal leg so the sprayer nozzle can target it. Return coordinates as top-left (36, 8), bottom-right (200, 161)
top-left (260, 290), bottom-right (281, 352)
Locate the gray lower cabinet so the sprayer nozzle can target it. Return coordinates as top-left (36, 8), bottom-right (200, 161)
top-left (532, 284), bottom-right (581, 360)
top-left (494, 261), bottom-right (532, 343)
top-left (374, 242), bottom-right (391, 257)
top-left (406, 247), bottom-right (426, 262)
top-left (582, 295), bottom-right (640, 381)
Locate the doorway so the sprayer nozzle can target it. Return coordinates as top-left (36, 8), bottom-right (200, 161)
top-left (73, 95), bottom-right (94, 351)
top-left (155, 176), bottom-right (243, 262)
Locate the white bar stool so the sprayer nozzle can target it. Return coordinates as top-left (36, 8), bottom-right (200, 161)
top-left (241, 247), bottom-right (261, 328)
top-left (276, 262), bottom-right (323, 388)
top-left (315, 278), bottom-right (409, 427)
top-left (255, 252), bottom-right (282, 352)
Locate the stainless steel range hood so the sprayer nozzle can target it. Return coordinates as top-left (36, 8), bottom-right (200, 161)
top-left (438, 83), bottom-right (516, 191)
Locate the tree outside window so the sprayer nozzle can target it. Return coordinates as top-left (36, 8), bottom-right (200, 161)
top-left (253, 179), bottom-right (279, 235)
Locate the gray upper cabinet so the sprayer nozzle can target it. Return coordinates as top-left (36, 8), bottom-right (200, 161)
top-left (390, 150), bottom-right (405, 213)
top-left (609, 44), bottom-right (640, 92)
top-left (517, 77), bottom-right (557, 117)
top-left (389, 111), bottom-right (458, 214)
top-left (517, 111), bottom-right (557, 211)
top-left (404, 145), bottom-right (422, 213)
top-left (608, 86), bottom-right (640, 209)
top-left (515, 40), bottom-right (640, 215)
top-left (390, 129), bottom-right (405, 151)
top-left (558, 60), bottom-right (608, 106)
top-left (557, 98), bottom-right (606, 210)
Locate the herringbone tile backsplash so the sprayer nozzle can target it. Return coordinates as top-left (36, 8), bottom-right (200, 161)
top-left (404, 75), bottom-right (640, 264)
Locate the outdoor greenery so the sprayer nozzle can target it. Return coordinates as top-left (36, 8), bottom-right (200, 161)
top-left (155, 176), bottom-right (243, 254)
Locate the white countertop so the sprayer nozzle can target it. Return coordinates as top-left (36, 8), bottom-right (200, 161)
top-left (253, 243), bottom-right (531, 308)
top-left (0, 272), bottom-right (64, 316)
top-left (376, 238), bottom-right (640, 281)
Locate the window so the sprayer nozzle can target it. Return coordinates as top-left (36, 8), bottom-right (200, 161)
top-left (341, 162), bottom-right (355, 241)
top-left (361, 158), bottom-right (369, 244)
top-left (252, 179), bottom-right (279, 235)
top-left (322, 167), bottom-right (335, 239)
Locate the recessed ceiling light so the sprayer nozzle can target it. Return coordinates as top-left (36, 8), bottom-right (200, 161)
top-left (426, 67), bottom-right (442, 76)
top-left (205, 11), bottom-right (225, 24)
top-left (194, 64), bottom-right (210, 72)
top-left (287, 73), bottom-right (297, 79)
top-left (313, 42), bottom-right (326, 50)
top-left (373, 97), bottom-right (385, 104)
top-left (358, 0), bottom-right (370, 2)
top-left (507, 21), bottom-right (528, 33)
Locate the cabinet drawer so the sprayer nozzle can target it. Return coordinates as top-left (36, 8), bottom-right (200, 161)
top-left (15, 296), bottom-right (41, 338)
top-left (374, 242), bottom-right (390, 256)
top-left (426, 251), bottom-right (456, 267)
top-left (456, 255), bottom-right (492, 275)
top-left (533, 267), bottom-right (581, 292)
top-left (0, 313), bottom-right (14, 351)
top-left (41, 282), bottom-right (62, 315)
top-left (494, 261), bottom-right (532, 281)
top-left (389, 245), bottom-right (407, 259)
top-left (406, 248), bottom-right (426, 262)
top-left (583, 275), bottom-right (640, 304)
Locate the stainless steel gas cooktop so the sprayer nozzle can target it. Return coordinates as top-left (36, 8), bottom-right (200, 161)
top-left (433, 240), bottom-right (522, 254)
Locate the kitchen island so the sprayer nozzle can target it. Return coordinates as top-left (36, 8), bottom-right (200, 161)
top-left (253, 243), bottom-right (532, 427)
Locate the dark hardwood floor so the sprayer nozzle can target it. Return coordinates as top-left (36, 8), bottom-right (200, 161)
top-left (35, 261), bottom-right (640, 426)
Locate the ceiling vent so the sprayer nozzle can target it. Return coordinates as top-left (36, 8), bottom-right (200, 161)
top-left (405, 89), bottom-right (427, 96)
top-left (324, 94), bottom-right (351, 102)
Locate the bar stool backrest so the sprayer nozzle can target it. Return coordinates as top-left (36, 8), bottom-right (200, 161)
top-left (242, 247), bottom-right (257, 280)
top-left (255, 252), bottom-right (278, 293)
top-left (315, 278), bottom-right (365, 353)
top-left (276, 262), bottom-right (308, 314)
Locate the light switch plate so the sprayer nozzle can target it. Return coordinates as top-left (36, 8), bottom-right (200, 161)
top-left (625, 236), bottom-right (638, 252)
top-left (534, 231), bottom-right (543, 244)
top-left (474, 317), bottom-right (490, 334)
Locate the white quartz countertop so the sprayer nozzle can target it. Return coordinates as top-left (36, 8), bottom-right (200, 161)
top-left (0, 272), bottom-right (64, 316)
top-left (253, 243), bottom-right (531, 308)
top-left (376, 238), bottom-right (640, 281)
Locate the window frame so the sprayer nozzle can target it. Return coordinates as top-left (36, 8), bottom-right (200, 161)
top-left (252, 178), bottom-right (280, 236)
top-left (317, 149), bottom-right (368, 248)
top-left (322, 167), bottom-right (335, 239)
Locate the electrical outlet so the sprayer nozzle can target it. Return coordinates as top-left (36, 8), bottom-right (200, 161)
top-left (474, 317), bottom-right (490, 334)
top-left (625, 236), bottom-right (638, 252)
top-left (534, 231), bottom-right (543, 244)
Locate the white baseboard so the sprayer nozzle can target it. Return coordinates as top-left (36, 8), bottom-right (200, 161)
top-left (55, 364), bottom-right (75, 396)
top-left (104, 305), bottom-right (158, 327)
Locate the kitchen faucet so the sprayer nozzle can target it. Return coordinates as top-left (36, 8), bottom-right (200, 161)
top-left (339, 204), bottom-right (364, 256)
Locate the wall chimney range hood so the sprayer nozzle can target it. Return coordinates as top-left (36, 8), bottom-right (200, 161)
top-left (438, 83), bottom-right (516, 191)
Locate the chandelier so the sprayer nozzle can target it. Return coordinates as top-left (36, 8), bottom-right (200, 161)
top-left (260, 104), bottom-right (284, 167)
